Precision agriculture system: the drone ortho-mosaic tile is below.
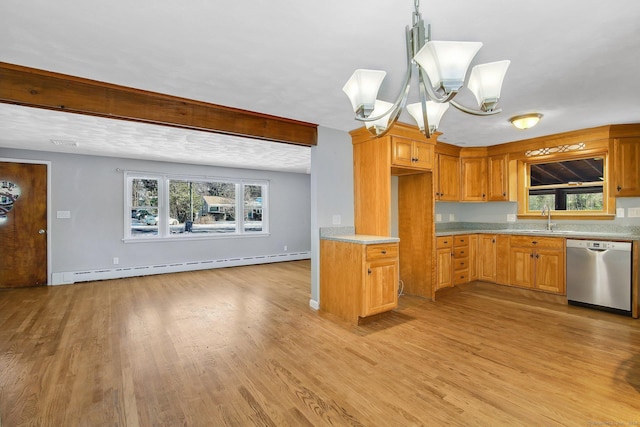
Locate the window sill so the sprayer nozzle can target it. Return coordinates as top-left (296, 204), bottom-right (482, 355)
top-left (517, 213), bottom-right (616, 221)
top-left (123, 232), bottom-right (270, 243)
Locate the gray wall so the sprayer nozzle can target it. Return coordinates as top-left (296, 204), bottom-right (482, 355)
top-left (1, 148), bottom-right (311, 275)
top-left (310, 126), bottom-right (355, 307)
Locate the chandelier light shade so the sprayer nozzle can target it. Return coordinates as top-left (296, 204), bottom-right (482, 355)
top-left (342, 0), bottom-right (510, 139)
top-left (364, 100), bottom-right (396, 134)
top-left (342, 69), bottom-right (387, 118)
top-left (467, 60), bottom-right (511, 112)
top-left (413, 41), bottom-right (483, 95)
top-left (509, 113), bottom-right (543, 130)
top-left (407, 101), bottom-right (449, 134)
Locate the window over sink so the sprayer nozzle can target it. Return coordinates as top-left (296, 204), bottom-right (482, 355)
top-left (518, 151), bottom-right (614, 219)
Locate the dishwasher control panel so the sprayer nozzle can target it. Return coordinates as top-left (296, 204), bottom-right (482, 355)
top-left (566, 239), bottom-right (631, 251)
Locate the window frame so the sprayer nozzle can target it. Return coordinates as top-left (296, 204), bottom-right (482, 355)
top-left (516, 149), bottom-right (615, 219)
top-left (124, 172), bottom-right (269, 242)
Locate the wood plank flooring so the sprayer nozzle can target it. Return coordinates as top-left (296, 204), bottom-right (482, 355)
top-left (1, 260), bottom-right (639, 426)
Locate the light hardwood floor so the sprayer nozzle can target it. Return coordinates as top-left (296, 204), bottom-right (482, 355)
top-left (1, 260), bottom-right (639, 426)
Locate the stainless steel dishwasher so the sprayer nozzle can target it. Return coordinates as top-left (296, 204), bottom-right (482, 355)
top-left (566, 239), bottom-right (632, 315)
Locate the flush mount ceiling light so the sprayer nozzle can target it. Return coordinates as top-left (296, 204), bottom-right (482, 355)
top-left (342, 0), bottom-right (510, 138)
top-left (509, 113), bottom-right (543, 130)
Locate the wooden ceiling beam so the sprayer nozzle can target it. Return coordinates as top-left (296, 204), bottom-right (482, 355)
top-left (0, 62), bottom-right (317, 147)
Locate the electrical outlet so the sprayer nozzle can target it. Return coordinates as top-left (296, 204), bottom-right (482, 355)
top-left (332, 214), bottom-right (341, 225)
top-left (628, 207), bottom-right (640, 217)
top-left (113, 257), bottom-right (119, 265)
top-left (616, 208), bottom-right (625, 218)
top-left (448, 214), bottom-right (455, 222)
top-left (284, 245), bottom-right (287, 251)
top-left (507, 214), bottom-right (516, 223)
top-left (436, 214), bottom-right (442, 222)
top-left (57, 210), bottom-right (71, 219)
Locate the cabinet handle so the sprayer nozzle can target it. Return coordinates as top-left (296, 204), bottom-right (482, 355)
top-left (461, 262), bottom-right (465, 266)
top-left (530, 253), bottom-right (534, 258)
top-left (535, 253), bottom-right (540, 259)
top-left (503, 192), bottom-right (507, 196)
top-left (381, 250), bottom-right (387, 255)
top-left (532, 241), bottom-right (538, 245)
top-left (617, 185), bottom-right (622, 192)
top-left (368, 268), bottom-right (372, 275)
top-left (482, 193), bottom-right (486, 198)
top-left (492, 239), bottom-right (496, 244)
top-left (460, 251), bottom-right (465, 255)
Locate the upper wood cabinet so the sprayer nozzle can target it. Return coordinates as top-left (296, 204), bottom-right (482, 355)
top-left (392, 137), bottom-right (434, 171)
top-left (487, 154), bottom-right (509, 201)
top-left (435, 154), bottom-right (460, 201)
top-left (613, 137), bottom-right (640, 197)
top-left (461, 156), bottom-right (487, 201)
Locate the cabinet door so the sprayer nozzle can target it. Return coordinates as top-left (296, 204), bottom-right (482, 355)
top-left (436, 247), bottom-right (453, 290)
top-left (362, 259), bottom-right (398, 317)
top-left (437, 154), bottom-right (460, 201)
top-left (468, 234), bottom-right (478, 281)
top-left (488, 154), bottom-right (509, 201)
top-left (461, 157), bottom-right (487, 201)
top-left (509, 247), bottom-right (534, 288)
top-left (478, 234), bottom-right (497, 282)
top-left (534, 249), bottom-right (565, 294)
top-left (613, 137), bottom-right (640, 197)
top-left (413, 141), bottom-right (434, 170)
top-left (495, 235), bottom-right (510, 285)
top-left (391, 137), bottom-right (415, 168)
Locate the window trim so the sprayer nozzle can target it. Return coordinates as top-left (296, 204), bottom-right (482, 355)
top-left (124, 172), bottom-right (269, 242)
top-left (516, 149), bottom-right (616, 220)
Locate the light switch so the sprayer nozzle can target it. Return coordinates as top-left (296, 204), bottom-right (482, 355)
top-left (57, 210), bottom-right (71, 219)
top-left (448, 214), bottom-right (455, 222)
top-left (332, 214), bottom-right (341, 225)
top-left (616, 208), bottom-right (625, 218)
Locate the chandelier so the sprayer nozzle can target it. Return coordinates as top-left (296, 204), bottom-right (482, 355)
top-left (343, 0), bottom-right (510, 138)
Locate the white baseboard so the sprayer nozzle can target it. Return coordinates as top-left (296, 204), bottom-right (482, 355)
top-left (50, 251), bottom-right (311, 285)
top-left (308, 299), bottom-right (320, 310)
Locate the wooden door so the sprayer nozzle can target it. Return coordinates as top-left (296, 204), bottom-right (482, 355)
top-left (437, 154), bottom-right (460, 201)
top-left (478, 234), bottom-right (497, 282)
top-left (468, 234), bottom-right (478, 281)
top-left (436, 247), bottom-right (453, 290)
top-left (461, 157), bottom-right (487, 201)
top-left (391, 137), bottom-right (415, 168)
top-left (534, 249), bottom-right (565, 294)
top-left (362, 259), bottom-right (398, 317)
top-left (613, 138), bottom-right (640, 197)
top-left (412, 141), bottom-right (434, 170)
top-left (509, 247), bottom-right (534, 288)
top-left (0, 161), bottom-right (48, 287)
top-left (487, 154), bottom-right (508, 201)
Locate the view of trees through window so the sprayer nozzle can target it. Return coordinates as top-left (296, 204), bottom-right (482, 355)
top-left (527, 157), bottom-right (604, 212)
top-left (127, 174), bottom-right (267, 238)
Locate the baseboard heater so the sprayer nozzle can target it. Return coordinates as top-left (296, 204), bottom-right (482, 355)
top-left (50, 251), bottom-right (310, 285)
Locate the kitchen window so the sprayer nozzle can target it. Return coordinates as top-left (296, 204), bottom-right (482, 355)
top-left (125, 172), bottom-right (268, 240)
top-left (518, 152), bottom-right (614, 218)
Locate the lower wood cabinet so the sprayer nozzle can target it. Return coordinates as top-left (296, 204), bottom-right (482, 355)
top-left (320, 239), bottom-right (399, 324)
top-left (435, 234), bottom-right (473, 294)
top-left (436, 232), bottom-right (566, 296)
top-left (509, 235), bottom-right (565, 294)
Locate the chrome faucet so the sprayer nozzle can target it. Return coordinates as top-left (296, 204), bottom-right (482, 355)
top-left (541, 204), bottom-right (555, 231)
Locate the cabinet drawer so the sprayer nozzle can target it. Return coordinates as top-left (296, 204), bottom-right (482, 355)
top-left (510, 235), bottom-right (565, 249)
top-left (453, 270), bottom-right (469, 285)
top-left (453, 247), bottom-right (468, 258)
top-left (454, 235), bottom-right (469, 247)
top-left (366, 244), bottom-right (398, 260)
top-left (453, 258), bottom-right (469, 270)
top-left (436, 236), bottom-right (453, 249)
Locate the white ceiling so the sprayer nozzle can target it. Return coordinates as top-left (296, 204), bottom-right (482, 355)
top-left (1, 0), bottom-right (640, 174)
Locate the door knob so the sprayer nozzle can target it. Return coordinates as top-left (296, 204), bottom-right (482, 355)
top-left (38, 229), bottom-right (46, 234)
